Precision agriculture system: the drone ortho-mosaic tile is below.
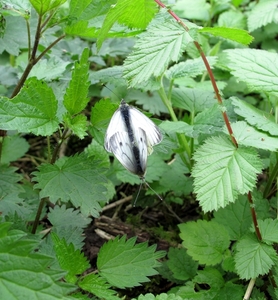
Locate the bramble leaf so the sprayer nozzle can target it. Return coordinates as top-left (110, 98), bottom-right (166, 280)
top-left (32, 153), bottom-right (107, 217)
top-left (123, 10), bottom-right (193, 86)
top-left (97, 236), bottom-right (165, 288)
top-left (257, 219), bottom-right (278, 245)
top-left (179, 220), bottom-right (230, 265)
top-left (0, 78), bottom-right (59, 135)
top-left (192, 135), bottom-right (263, 212)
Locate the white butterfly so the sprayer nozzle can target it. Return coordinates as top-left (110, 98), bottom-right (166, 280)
top-left (104, 100), bottom-right (163, 203)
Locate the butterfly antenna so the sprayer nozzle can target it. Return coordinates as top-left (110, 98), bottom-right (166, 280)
top-left (133, 180), bottom-right (143, 207)
top-left (102, 83), bottom-right (122, 101)
top-left (144, 181), bottom-right (163, 201)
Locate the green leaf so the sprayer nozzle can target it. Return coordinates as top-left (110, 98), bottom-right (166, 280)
top-left (167, 247), bottom-right (198, 281)
top-left (97, 236), bottom-right (165, 288)
top-left (29, 0), bottom-right (66, 16)
top-left (247, 0), bottom-right (278, 32)
top-left (232, 97), bottom-right (278, 136)
top-left (79, 273), bottom-right (119, 300)
top-left (226, 121), bottom-right (278, 151)
top-left (0, 78), bottom-right (59, 135)
top-left (192, 135), bottom-right (263, 212)
top-left (218, 10), bottom-right (247, 29)
top-left (32, 153), bottom-right (107, 217)
top-left (123, 10), bottom-right (193, 86)
top-left (48, 205), bottom-right (91, 229)
top-left (225, 49), bottom-right (278, 96)
top-left (0, 223), bottom-right (75, 299)
top-left (179, 220), bottom-right (230, 265)
top-left (64, 114), bottom-right (88, 139)
top-left (235, 233), bottom-right (277, 279)
top-left (173, 0), bottom-right (210, 21)
top-left (52, 232), bottom-right (90, 284)
top-left (135, 293), bottom-right (183, 300)
top-left (257, 219), bottom-right (278, 245)
top-left (97, 0), bottom-right (157, 49)
top-left (199, 27), bottom-right (253, 45)
top-left (0, 164), bottom-right (23, 196)
top-left (64, 48), bottom-right (90, 115)
top-left (1, 135), bottom-right (29, 163)
top-left (194, 268), bottom-right (224, 289)
top-left (165, 56), bottom-right (218, 80)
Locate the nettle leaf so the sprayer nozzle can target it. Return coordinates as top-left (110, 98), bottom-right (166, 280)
top-left (232, 97), bottom-right (278, 136)
top-left (29, 0), bottom-right (66, 16)
top-left (48, 205), bottom-right (91, 229)
top-left (0, 223), bottom-right (74, 299)
top-left (32, 153), bottom-right (107, 217)
top-left (165, 56), bottom-right (217, 80)
top-left (97, 236), bottom-right (165, 288)
top-left (257, 219), bottom-right (278, 245)
top-left (64, 48), bottom-right (90, 115)
top-left (63, 114), bottom-right (88, 139)
top-left (0, 78), bottom-right (59, 135)
top-left (199, 27), bottom-right (253, 45)
top-left (235, 233), bottom-right (277, 279)
top-left (247, 0), bottom-right (278, 32)
top-left (179, 220), bottom-right (230, 265)
top-left (227, 121), bottom-right (278, 151)
top-left (0, 164), bottom-right (24, 196)
top-left (97, 0), bottom-right (157, 49)
top-left (225, 49), bottom-right (278, 96)
top-left (79, 273), bottom-right (119, 300)
top-left (1, 135), bottom-right (29, 164)
top-left (123, 10), bottom-right (193, 86)
top-left (52, 232), bottom-right (90, 284)
top-left (192, 135), bottom-right (263, 212)
top-left (166, 247), bottom-right (198, 281)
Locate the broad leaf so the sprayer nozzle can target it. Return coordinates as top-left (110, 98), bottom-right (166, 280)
top-left (29, 0), bottom-right (66, 16)
top-left (79, 273), bottom-right (119, 300)
top-left (0, 164), bottom-right (23, 196)
top-left (52, 232), bottom-right (90, 284)
top-left (63, 114), bottom-right (88, 139)
top-left (257, 219), bottom-right (278, 245)
top-left (199, 27), bottom-right (253, 45)
top-left (235, 233), bottom-right (277, 279)
top-left (97, 236), bottom-right (165, 288)
top-left (123, 10), bottom-right (193, 86)
top-left (225, 49), bottom-right (278, 96)
top-left (232, 97), bottom-right (278, 136)
top-left (0, 78), bottom-right (59, 135)
top-left (64, 48), bottom-right (90, 115)
top-left (1, 135), bottom-right (29, 163)
top-left (192, 135), bottom-right (263, 212)
top-left (0, 223), bottom-right (74, 299)
top-left (179, 220), bottom-right (230, 265)
top-left (247, 0), bottom-right (278, 32)
top-left (32, 154), bottom-right (107, 217)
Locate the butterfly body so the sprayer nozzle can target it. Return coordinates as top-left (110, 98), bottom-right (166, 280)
top-left (105, 100), bottom-right (162, 178)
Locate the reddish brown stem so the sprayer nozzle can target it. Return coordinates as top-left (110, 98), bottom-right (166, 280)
top-left (154, 0), bottom-right (238, 148)
top-left (247, 191), bottom-right (262, 241)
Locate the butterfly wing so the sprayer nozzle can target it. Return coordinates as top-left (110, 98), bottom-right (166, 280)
top-left (104, 108), bottom-right (127, 152)
top-left (109, 128), bottom-right (148, 177)
top-left (128, 107), bottom-right (162, 147)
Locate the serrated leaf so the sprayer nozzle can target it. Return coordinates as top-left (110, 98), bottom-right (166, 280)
top-left (97, 0), bottom-right (157, 49)
top-left (232, 97), bottom-right (278, 136)
top-left (225, 49), bottom-right (278, 96)
top-left (97, 236), bottom-right (165, 288)
top-left (194, 268), bottom-right (224, 289)
top-left (192, 135), bottom-right (263, 212)
top-left (89, 66), bottom-right (126, 86)
top-left (199, 27), bottom-right (253, 45)
top-left (0, 164), bottom-right (24, 196)
top-left (257, 219), bottom-right (278, 245)
top-left (123, 10), bottom-right (193, 86)
top-left (218, 10), bottom-right (247, 29)
top-left (0, 78), bottom-right (59, 135)
top-left (235, 233), bottom-right (277, 279)
top-left (179, 220), bottom-right (230, 265)
top-left (32, 154), bottom-right (107, 217)
top-left (165, 56), bottom-right (217, 80)
top-left (64, 48), bottom-right (90, 115)
top-left (79, 273), bottom-right (119, 300)
top-left (247, 0), bottom-right (278, 32)
top-left (52, 232), bottom-right (90, 284)
top-left (1, 135), bottom-right (29, 163)
top-left (29, 0), bottom-right (66, 16)
top-left (0, 223), bottom-right (75, 299)
top-left (48, 205), bottom-right (91, 229)
top-left (226, 121), bottom-right (278, 151)
top-left (64, 114), bottom-right (88, 139)
top-left (167, 247), bottom-right (198, 281)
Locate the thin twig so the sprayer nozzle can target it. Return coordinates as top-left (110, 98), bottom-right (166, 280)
top-left (243, 278), bottom-right (256, 300)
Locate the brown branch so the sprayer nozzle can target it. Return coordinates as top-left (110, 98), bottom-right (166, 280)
top-left (247, 191), bottom-right (262, 241)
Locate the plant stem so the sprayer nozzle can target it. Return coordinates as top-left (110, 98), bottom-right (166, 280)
top-left (247, 191), bottom-right (262, 241)
top-left (31, 198), bottom-right (46, 234)
top-left (243, 278), bottom-right (256, 300)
